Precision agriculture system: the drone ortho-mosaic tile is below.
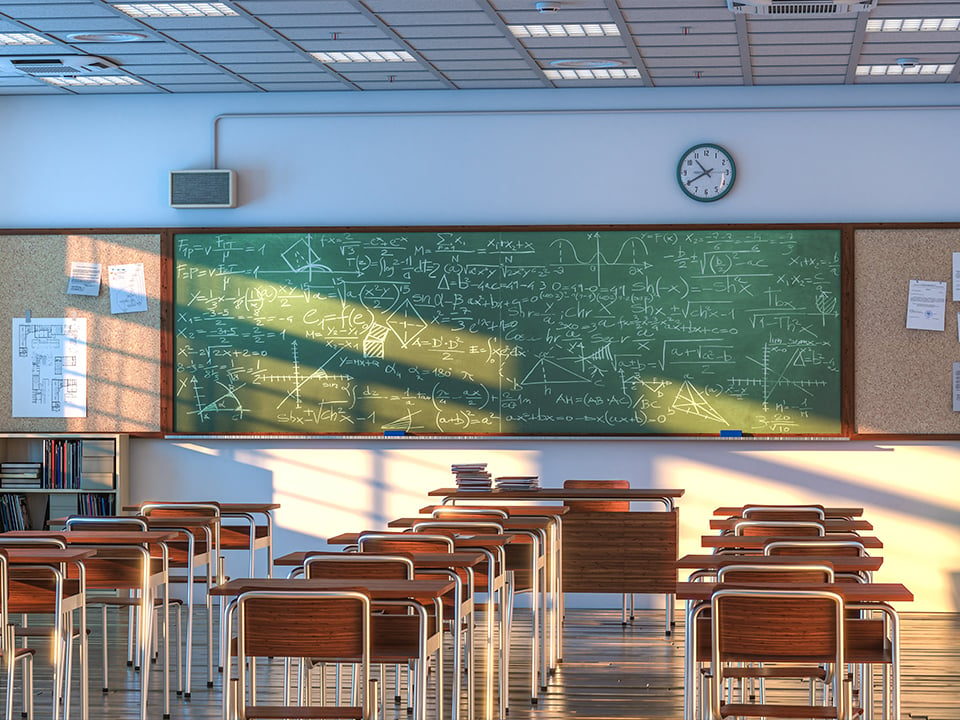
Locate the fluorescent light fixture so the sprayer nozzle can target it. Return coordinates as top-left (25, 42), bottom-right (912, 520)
top-left (545, 68), bottom-right (641, 80)
top-left (856, 63), bottom-right (954, 76)
top-left (866, 17), bottom-right (960, 32)
top-left (113, 2), bottom-right (238, 17)
top-left (0, 32), bottom-right (52, 45)
top-left (510, 23), bottom-right (620, 38)
top-left (311, 50), bottom-right (415, 63)
top-left (41, 75), bottom-right (142, 86)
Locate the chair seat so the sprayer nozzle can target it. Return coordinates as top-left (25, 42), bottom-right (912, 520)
top-left (721, 703), bottom-right (846, 719)
top-left (846, 618), bottom-right (892, 663)
top-left (243, 705), bottom-right (364, 719)
top-left (722, 665), bottom-right (829, 680)
top-left (220, 524), bottom-right (270, 548)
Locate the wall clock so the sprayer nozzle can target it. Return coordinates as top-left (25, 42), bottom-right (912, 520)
top-left (677, 143), bottom-right (736, 202)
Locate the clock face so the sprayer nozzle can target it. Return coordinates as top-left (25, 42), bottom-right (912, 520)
top-left (677, 144), bottom-right (736, 202)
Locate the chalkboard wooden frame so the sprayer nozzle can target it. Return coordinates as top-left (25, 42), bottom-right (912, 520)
top-left (164, 224), bottom-right (849, 438)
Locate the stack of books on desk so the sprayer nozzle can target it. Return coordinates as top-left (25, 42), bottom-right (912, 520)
top-left (0, 462), bottom-right (43, 488)
top-left (494, 476), bottom-right (540, 491)
top-left (451, 463), bottom-right (492, 491)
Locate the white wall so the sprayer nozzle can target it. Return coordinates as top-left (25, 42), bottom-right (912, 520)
top-left (3, 84), bottom-right (960, 609)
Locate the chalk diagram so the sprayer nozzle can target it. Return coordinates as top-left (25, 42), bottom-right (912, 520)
top-left (12, 317), bottom-right (87, 418)
top-left (175, 230), bottom-right (842, 433)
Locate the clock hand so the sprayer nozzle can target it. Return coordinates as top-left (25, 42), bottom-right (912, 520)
top-left (695, 160), bottom-right (708, 172)
top-left (686, 170), bottom-right (709, 186)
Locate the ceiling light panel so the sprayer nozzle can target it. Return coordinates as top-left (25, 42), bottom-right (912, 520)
top-left (544, 67), bottom-right (641, 80)
top-left (866, 18), bottom-right (960, 32)
top-left (311, 50), bottom-right (415, 63)
top-left (0, 33), bottom-right (52, 45)
top-left (41, 75), bottom-right (142, 86)
top-left (113, 3), bottom-right (238, 18)
top-left (856, 63), bottom-right (954, 76)
top-left (509, 24), bottom-right (620, 38)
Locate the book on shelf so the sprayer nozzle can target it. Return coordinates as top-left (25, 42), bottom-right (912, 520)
top-left (0, 493), bottom-right (30, 531)
top-left (78, 493), bottom-right (115, 516)
top-left (40, 438), bottom-right (114, 490)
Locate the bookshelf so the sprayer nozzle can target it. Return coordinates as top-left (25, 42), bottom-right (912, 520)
top-left (0, 433), bottom-right (128, 530)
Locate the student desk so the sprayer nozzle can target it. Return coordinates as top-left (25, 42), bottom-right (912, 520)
top-left (701, 533), bottom-right (883, 552)
top-left (429, 487), bottom-right (682, 634)
top-left (212, 577), bottom-right (454, 720)
top-left (676, 553), bottom-right (883, 576)
top-left (677, 580), bottom-right (912, 720)
top-left (124, 502), bottom-right (279, 578)
top-left (708, 517), bottom-right (873, 533)
top-left (3, 530), bottom-right (180, 720)
top-left (420, 503), bottom-right (567, 666)
top-left (2, 546), bottom-right (95, 720)
top-left (713, 505), bottom-right (865, 518)
top-left (389, 514), bottom-right (555, 695)
top-left (275, 550), bottom-right (482, 720)
top-left (131, 514), bottom-right (219, 695)
top-left (329, 531), bottom-right (514, 720)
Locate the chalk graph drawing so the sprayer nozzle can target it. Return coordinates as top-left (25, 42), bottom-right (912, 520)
top-left (174, 229), bottom-right (842, 434)
top-left (12, 317), bottom-right (87, 418)
top-left (672, 380), bottom-right (727, 425)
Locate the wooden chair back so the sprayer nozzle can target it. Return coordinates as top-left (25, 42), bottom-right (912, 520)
top-left (764, 540), bottom-right (867, 557)
top-left (741, 505), bottom-right (826, 521)
top-left (716, 562), bottom-right (834, 584)
top-left (304, 554), bottom-right (414, 581)
top-left (410, 520), bottom-right (504, 535)
top-left (431, 507), bottom-right (508, 521)
top-left (64, 515), bottom-right (149, 531)
top-left (733, 520), bottom-right (825, 537)
top-left (357, 532), bottom-right (454, 555)
top-left (710, 587), bottom-right (850, 720)
top-left (562, 479), bottom-right (630, 512)
top-left (235, 589), bottom-right (375, 720)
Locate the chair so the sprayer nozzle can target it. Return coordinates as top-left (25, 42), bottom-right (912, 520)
top-left (62, 515), bottom-right (183, 703)
top-left (562, 479), bottom-right (634, 623)
top-left (301, 554), bottom-right (440, 720)
top-left (762, 541), bottom-right (897, 719)
top-left (708, 587), bottom-right (853, 720)
top-left (354, 533), bottom-right (469, 720)
top-left (136, 501), bottom-right (222, 696)
top-left (0, 550), bottom-right (35, 720)
top-left (229, 589), bottom-right (379, 720)
top-left (764, 540), bottom-right (871, 582)
top-left (0, 537), bottom-right (83, 720)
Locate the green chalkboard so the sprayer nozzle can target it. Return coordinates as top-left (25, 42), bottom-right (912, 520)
top-left (173, 227), bottom-right (841, 435)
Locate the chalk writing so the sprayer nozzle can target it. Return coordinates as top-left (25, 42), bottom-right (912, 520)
top-left (174, 229), bottom-right (841, 434)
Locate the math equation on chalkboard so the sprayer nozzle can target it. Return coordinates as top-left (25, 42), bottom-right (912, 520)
top-left (173, 228), bottom-right (841, 435)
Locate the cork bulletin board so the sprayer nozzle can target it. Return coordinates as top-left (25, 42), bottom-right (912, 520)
top-left (0, 233), bottom-right (162, 433)
top-left (855, 227), bottom-right (960, 435)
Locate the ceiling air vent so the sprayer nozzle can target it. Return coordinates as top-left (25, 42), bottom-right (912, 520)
top-left (727, 0), bottom-right (877, 15)
top-left (0, 55), bottom-right (120, 77)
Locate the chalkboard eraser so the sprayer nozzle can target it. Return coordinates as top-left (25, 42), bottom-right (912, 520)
top-left (720, 430), bottom-right (743, 438)
top-left (384, 430), bottom-right (406, 437)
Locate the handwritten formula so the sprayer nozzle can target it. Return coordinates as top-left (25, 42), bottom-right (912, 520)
top-left (174, 229), bottom-right (841, 434)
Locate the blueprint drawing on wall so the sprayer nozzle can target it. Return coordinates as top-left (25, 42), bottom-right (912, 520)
top-left (11, 317), bottom-right (87, 418)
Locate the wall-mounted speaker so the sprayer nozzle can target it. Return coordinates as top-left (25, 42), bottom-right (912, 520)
top-left (170, 169), bottom-right (237, 208)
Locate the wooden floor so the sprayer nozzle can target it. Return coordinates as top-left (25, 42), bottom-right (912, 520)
top-left (11, 608), bottom-right (960, 720)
